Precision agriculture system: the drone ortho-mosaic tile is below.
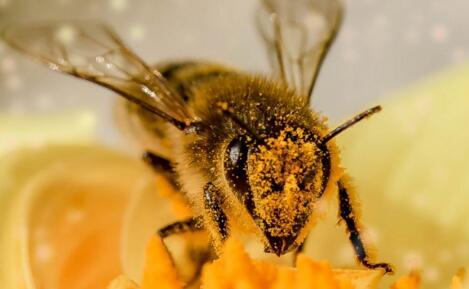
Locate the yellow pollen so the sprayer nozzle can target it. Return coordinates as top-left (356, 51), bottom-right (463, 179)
top-left (247, 126), bottom-right (323, 237)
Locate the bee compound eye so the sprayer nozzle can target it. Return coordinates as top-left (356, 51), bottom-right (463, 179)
top-left (224, 136), bottom-right (250, 191)
top-left (226, 136), bottom-right (249, 168)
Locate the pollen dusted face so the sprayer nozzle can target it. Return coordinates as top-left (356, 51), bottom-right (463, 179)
top-left (247, 127), bottom-right (325, 255)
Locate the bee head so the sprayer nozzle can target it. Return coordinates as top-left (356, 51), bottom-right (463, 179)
top-left (224, 126), bottom-right (328, 256)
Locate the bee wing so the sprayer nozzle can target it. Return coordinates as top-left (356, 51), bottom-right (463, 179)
top-left (2, 21), bottom-right (196, 130)
top-left (257, 0), bottom-right (343, 104)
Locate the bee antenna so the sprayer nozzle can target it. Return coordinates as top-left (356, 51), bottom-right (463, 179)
top-left (321, 105), bottom-right (382, 144)
top-left (216, 102), bottom-right (265, 143)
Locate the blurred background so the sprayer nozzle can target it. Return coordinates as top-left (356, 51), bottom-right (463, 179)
top-left (1, 1), bottom-right (469, 289)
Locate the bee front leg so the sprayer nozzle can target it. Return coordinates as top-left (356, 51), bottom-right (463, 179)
top-left (157, 217), bottom-right (207, 287)
top-left (142, 151), bottom-right (179, 188)
top-left (337, 179), bottom-right (394, 274)
top-left (203, 182), bottom-right (229, 243)
top-left (158, 216), bottom-right (204, 238)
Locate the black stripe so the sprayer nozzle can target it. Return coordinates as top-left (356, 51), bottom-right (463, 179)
top-left (142, 151), bottom-right (180, 188)
top-left (142, 151), bottom-right (173, 172)
top-left (161, 61), bottom-right (197, 80)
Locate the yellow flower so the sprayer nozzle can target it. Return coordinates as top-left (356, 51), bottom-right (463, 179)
top-left (108, 236), bottom-right (466, 289)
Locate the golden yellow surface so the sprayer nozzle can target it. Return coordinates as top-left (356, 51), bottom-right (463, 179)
top-left (141, 237), bottom-right (183, 289)
top-left (110, 236), bottom-right (466, 289)
top-left (0, 145), bottom-right (154, 289)
top-left (135, 236), bottom-right (382, 289)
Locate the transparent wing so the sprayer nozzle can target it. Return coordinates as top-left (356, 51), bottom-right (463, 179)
top-left (257, 0), bottom-right (343, 104)
top-left (2, 21), bottom-right (196, 130)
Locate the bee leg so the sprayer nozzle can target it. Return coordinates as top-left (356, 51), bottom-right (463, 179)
top-left (185, 246), bottom-right (215, 287)
top-left (158, 216), bottom-right (204, 238)
top-left (157, 218), bottom-right (204, 250)
top-left (203, 182), bottom-right (229, 241)
top-left (142, 151), bottom-right (179, 188)
top-left (158, 217), bottom-right (204, 255)
top-left (338, 180), bottom-right (394, 274)
top-left (158, 216), bottom-right (212, 288)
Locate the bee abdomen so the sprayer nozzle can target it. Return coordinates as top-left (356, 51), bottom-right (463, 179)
top-left (158, 61), bottom-right (236, 102)
top-left (160, 61), bottom-right (198, 79)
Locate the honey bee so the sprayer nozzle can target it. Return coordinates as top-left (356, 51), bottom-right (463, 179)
top-left (3, 0), bottom-right (393, 276)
